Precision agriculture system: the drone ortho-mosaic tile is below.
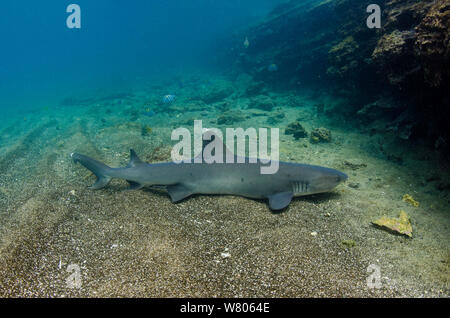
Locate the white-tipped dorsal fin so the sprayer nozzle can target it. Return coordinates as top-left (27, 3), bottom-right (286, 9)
top-left (127, 149), bottom-right (144, 168)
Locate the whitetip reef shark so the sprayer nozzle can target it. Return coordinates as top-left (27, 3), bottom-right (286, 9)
top-left (71, 142), bottom-right (347, 210)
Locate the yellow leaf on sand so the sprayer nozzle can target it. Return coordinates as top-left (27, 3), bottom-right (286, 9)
top-left (372, 210), bottom-right (412, 237)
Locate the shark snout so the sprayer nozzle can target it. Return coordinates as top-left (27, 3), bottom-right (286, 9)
top-left (307, 167), bottom-right (348, 194)
top-left (336, 171), bottom-right (348, 183)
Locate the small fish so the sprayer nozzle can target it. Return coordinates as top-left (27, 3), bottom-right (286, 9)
top-left (162, 95), bottom-right (176, 104)
top-left (268, 64), bottom-right (278, 72)
top-left (244, 37), bottom-right (250, 48)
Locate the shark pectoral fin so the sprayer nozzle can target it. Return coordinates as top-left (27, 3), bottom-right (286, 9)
top-left (167, 184), bottom-right (193, 202)
top-left (268, 192), bottom-right (294, 210)
top-left (126, 180), bottom-right (144, 191)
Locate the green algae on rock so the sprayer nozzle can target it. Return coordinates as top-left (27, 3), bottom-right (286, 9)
top-left (372, 210), bottom-right (413, 238)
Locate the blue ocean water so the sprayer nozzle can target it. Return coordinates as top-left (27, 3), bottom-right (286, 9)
top-left (0, 0), bottom-right (280, 113)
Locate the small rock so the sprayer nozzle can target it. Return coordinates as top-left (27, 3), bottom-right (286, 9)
top-left (285, 121), bottom-right (308, 139)
top-left (348, 182), bottom-right (360, 189)
top-left (341, 239), bottom-right (356, 248)
top-left (310, 127), bottom-right (332, 143)
top-left (217, 110), bottom-right (246, 125)
top-left (343, 160), bottom-right (367, 170)
top-left (267, 111), bottom-right (285, 124)
top-left (221, 252), bottom-right (231, 258)
top-left (248, 95), bottom-right (275, 111)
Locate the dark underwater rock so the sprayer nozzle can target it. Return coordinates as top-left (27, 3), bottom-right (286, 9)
top-left (343, 160), bottom-right (367, 170)
top-left (372, 30), bottom-right (419, 86)
top-left (248, 95), bottom-right (275, 111)
top-left (267, 111), bottom-right (285, 125)
top-left (357, 98), bottom-right (402, 121)
top-left (316, 103), bottom-right (325, 115)
top-left (327, 36), bottom-right (360, 78)
top-left (415, 0), bottom-right (450, 88)
top-left (347, 182), bottom-right (360, 189)
top-left (245, 81), bottom-right (266, 96)
top-left (215, 101), bottom-right (233, 112)
top-left (436, 181), bottom-right (450, 191)
top-left (198, 80), bottom-right (234, 104)
top-left (217, 110), bottom-right (246, 125)
top-left (310, 128), bottom-right (332, 143)
top-left (356, 98), bottom-right (419, 140)
top-left (285, 122), bottom-right (308, 140)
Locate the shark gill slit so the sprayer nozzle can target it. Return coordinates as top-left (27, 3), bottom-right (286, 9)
top-left (292, 181), bottom-right (309, 194)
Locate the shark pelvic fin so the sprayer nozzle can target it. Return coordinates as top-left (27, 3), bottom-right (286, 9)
top-left (127, 149), bottom-right (144, 168)
top-left (126, 180), bottom-right (144, 190)
top-left (167, 184), bottom-right (193, 202)
top-left (268, 192), bottom-right (293, 210)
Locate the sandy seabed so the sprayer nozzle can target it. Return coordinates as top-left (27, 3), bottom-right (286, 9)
top-left (0, 78), bottom-right (448, 297)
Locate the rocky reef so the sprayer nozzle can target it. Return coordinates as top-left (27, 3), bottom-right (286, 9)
top-left (415, 0), bottom-right (450, 88)
top-left (224, 0), bottom-right (450, 154)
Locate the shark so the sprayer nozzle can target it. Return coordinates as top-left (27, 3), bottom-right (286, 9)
top-left (71, 142), bottom-right (347, 210)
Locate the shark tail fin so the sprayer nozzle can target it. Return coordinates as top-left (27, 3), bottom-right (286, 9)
top-left (71, 152), bottom-right (112, 189)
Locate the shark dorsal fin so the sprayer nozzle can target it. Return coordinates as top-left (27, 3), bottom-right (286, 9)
top-left (200, 129), bottom-right (235, 163)
top-left (127, 149), bottom-right (144, 168)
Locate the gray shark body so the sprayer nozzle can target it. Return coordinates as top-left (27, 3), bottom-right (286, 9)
top-left (71, 149), bottom-right (347, 210)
